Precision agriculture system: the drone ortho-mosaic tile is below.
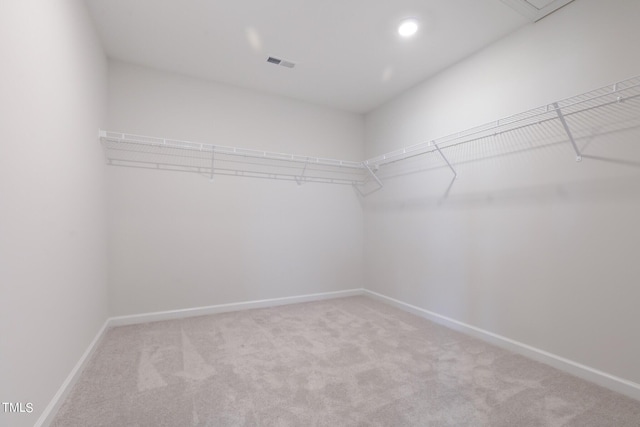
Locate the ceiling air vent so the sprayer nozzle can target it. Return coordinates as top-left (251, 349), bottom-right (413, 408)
top-left (267, 56), bottom-right (296, 69)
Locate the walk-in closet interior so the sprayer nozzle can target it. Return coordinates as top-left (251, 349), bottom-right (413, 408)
top-left (2, 0), bottom-right (640, 425)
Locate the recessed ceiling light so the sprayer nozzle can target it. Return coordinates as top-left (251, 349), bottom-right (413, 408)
top-left (398, 18), bottom-right (419, 38)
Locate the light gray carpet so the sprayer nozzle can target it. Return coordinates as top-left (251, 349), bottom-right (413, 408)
top-left (52, 296), bottom-right (640, 426)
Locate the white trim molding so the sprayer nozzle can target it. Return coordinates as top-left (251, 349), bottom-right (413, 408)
top-left (36, 286), bottom-right (639, 426)
top-left (34, 319), bottom-right (110, 427)
top-left (36, 288), bottom-right (364, 425)
top-left (364, 289), bottom-right (640, 401)
top-left (108, 288), bottom-right (364, 327)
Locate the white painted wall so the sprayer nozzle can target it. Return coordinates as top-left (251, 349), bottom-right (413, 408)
top-left (107, 61), bottom-right (364, 316)
top-left (0, 1), bottom-right (108, 426)
top-left (364, 0), bottom-right (640, 386)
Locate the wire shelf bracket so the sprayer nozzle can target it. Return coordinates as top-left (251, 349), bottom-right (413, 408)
top-left (354, 162), bottom-right (384, 197)
top-left (294, 157), bottom-right (309, 186)
top-left (209, 149), bottom-right (215, 181)
top-left (552, 102), bottom-right (582, 162)
top-left (430, 140), bottom-right (458, 199)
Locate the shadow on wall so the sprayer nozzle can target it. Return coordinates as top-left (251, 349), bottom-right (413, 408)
top-left (363, 176), bottom-right (640, 212)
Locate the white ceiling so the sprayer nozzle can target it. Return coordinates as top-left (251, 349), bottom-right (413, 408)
top-left (85, 0), bottom-right (531, 113)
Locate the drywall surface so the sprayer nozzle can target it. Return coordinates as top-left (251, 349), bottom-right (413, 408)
top-left (107, 61), bottom-right (364, 316)
top-left (0, 1), bottom-right (108, 426)
top-left (364, 0), bottom-right (640, 386)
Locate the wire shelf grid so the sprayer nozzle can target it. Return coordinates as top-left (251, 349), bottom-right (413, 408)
top-left (99, 75), bottom-right (640, 194)
top-left (100, 131), bottom-right (368, 186)
top-left (365, 76), bottom-right (640, 170)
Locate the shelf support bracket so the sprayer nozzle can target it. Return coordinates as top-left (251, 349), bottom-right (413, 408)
top-left (354, 162), bottom-right (383, 197)
top-left (552, 102), bottom-right (582, 162)
top-left (295, 157), bottom-right (309, 186)
top-left (209, 149), bottom-right (215, 181)
top-left (431, 141), bottom-right (457, 200)
top-left (432, 142), bottom-right (457, 178)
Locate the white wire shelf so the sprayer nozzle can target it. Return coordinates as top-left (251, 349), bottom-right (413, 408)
top-left (364, 75), bottom-right (640, 181)
top-left (99, 131), bottom-right (371, 186)
top-left (100, 75), bottom-right (640, 196)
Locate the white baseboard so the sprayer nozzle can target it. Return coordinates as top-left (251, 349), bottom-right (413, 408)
top-left (38, 288), bottom-right (364, 425)
top-left (364, 289), bottom-right (640, 401)
top-left (109, 288), bottom-right (365, 327)
top-left (34, 319), bottom-right (110, 427)
top-left (39, 287), bottom-right (637, 426)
